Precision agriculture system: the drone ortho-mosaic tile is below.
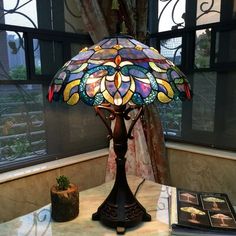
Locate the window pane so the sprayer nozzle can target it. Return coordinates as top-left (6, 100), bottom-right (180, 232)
top-left (196, 0), bottom-right (221, 25)
top-left (192, 72), bottom-right (216, 132)
top-left (215, 29), bottom-right (236, 63)
top-left (65, 104), bottom-right (109, 153)
top-left (0, 31), bottom-right (26, 80)
top-left (0, 84), bottom-right (46, 164)
top-left (34, 39), bottom-right (63, 75)
top-left (159, 100), bottom-right (182, 137)
top-left (0, 84), bottom-right (108, 172)
top-left (158, 0), bottom-right (185, 32)
top-left (220, 72), bottom-right (236, 143)
top-left (195, 29), bottom-right (211, 68)
top-left (1, 0), bottom-right (38, 28)
top-left (160, 37), bottom-right (182, 65)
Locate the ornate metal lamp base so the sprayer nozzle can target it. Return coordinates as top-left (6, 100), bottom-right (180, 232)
top-left (92, 158), bottom-right (151, 234)
top-left (93, 105), bottom-right (151, 234)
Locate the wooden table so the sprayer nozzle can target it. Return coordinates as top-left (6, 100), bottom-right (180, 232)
top-left (0, 176), bottom-right (171, 236)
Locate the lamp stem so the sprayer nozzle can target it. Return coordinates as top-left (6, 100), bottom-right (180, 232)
top-left (92, 105), bottom-right (151, 234)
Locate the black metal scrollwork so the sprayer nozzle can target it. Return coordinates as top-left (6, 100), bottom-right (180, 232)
top-left (197, 0), bottom-right (220, 21)
top-left (158, 0), bottom-right (185, 31)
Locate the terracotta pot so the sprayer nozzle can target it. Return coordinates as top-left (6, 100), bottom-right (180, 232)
top-left (50, 183), bottom-right (79, 222)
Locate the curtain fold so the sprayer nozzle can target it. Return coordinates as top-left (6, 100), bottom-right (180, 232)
top-left (143, 102), bottom-right (171, 185)
top-left (77, 0), bottom-right (171, 185)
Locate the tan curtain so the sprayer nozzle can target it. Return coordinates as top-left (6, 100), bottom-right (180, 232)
top-left (77, 0), bottom-right (170, 184)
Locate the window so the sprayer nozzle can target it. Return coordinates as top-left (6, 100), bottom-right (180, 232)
top-left (0, 0), bottom-right (108, 173)
top-left (149, 0), bottom-right (236, 151)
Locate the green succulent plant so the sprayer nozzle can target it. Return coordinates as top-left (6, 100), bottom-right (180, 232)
top-left (56, 175), bottom-right (70, 191)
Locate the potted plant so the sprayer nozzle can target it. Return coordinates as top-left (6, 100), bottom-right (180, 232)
top-left (50, 175), bottom-right (79, 222)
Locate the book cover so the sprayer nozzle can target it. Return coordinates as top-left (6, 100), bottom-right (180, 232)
top-left (170, 188), bottom-right (236, 235)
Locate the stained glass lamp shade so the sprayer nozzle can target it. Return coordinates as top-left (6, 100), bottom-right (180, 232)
top-left (48, 35), bottom-right (191, 234)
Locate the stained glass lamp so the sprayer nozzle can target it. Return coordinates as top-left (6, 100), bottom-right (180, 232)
top-left (48, 35), bottom-right (191, 234)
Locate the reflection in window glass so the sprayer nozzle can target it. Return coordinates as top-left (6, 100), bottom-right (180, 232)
top-left (159, 100), bottom-right (182, 137)
top-left (0, 84), bottom-right (46, 163)
top-left (33, 39), bottom-right (63, 75)
top-left (192, 72), bottom-right (216, 132)
top-left (195, 29), bottom-right (211, 68)
top-left (158, 0), bottom-right (186, 32)
top-left (1, 0), bottom-right (38, 28)
top-left (196, 0), bottom-right (221, 25)
top-left (160, 37), bottom-right (182, 65)
top-left (0, 31), bottom-right (26, 80)
top-left (215, 30), bottom-right (236, 63)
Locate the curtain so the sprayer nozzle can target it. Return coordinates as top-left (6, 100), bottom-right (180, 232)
top-left (76, 0), bottom-right (170, 184)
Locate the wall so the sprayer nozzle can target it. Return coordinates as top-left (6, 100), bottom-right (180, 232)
top-left (1, 142), bottom-right (236, 223)
top-left (167, 142), bottom-right (236, 205)
top-left (0, 154), bottom-right (108, 223)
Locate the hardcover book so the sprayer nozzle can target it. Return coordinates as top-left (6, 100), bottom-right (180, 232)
top-left (170, 188), bottom-right (236, 235)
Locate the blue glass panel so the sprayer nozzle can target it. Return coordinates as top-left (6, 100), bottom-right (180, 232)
top-left (106, 81), bottom-right (116, 96)
top-left (101, 38), bottom-right (118, 48)
top-left (89, 39), bottom-right (109, 49)
top-left (170, 70), bottom-right (180, 79)
top-left (143, 90), bottom-right (157, 104)
top-left (67, 64), bottom-right (81, 71)
top-left (118, 38), bottom-right (135, 48)
top-left (94, 93), bottom-right (104, 105)
top-left (129, 68), bottom-right (146, 78)
top-left (135, 80), bottom-right (151, 98)
top-left (154, 62), bottom-right (170, 70)
top-left (119, 49), bottom-right (146, 59)
top-left (147, 72), bottom-right (158, 90)
top-left (118, 82), bottom-right (130, 96)
top-left (71, 50), bottom-right (94, 61)
top-left (152, 71), bottom-right (168, 80)
top-left (132, 93), bottom-right (144, 105)
top-left (158, 84), bottom-right (167, 94)
top-left (79, 90), bottom-right (94, 106)
top-left (130, 39), bottom-right (149, 48)
top-left (133, 61), bottom-right (149, 69)
top-left (87, 63), bottom-right (99, 70)
top-left (70, 86), bottom-right (79, 96)
top-left (67, 72), bottom-right (83, 82)
top-left (143, 49), bottom-right (163, 59)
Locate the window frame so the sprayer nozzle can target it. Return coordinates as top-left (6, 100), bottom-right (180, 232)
top-left (0, 23), bottom-right (109, 173)
top-left (149, 0), bottom-right (236, 151)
